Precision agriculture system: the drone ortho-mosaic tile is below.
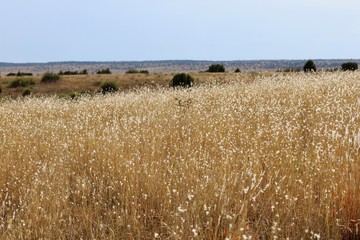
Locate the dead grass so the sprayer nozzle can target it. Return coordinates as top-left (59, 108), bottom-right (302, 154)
top-left (0, 71), bottom-right (360, 239)
top-left (0, 72), bottom-right (262, 97)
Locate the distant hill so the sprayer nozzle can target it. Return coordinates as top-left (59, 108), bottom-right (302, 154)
top-left (1, 59), bottom-right (359, 75)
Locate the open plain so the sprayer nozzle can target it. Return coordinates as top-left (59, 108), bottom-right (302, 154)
top-left (0, 71), bottom-right (360, 239)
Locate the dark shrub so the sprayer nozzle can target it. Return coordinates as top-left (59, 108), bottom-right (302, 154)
top-left (67, 91), bottom-right (82, 100)
top-left (341, 62), bottom-right (358, 71)
top-left (22, 88), bottom-right (33, 97)
top-left (207, 64), bottom-right (225, 72)
top-left (60, 70), bottom-right (77, 75)
top-left (16, 71), bottom-right (33, 76)
top-left (58, 91), bottom-right (83, 100)
top-left (303, 60), bottom-right (317, 72)
top-left (171, 73), bottom-right (194, 88)
top-left (100, 81), bottom-right (118, 94)
top-left (234, 68), bottom-right (241, 73)
top-left (80, 69), bottom-right (88, 75)
top-left (41, 72), bottom-right (61, 83)
top-left (0, 86), bottom-right (2, 94)
top-left (69, 92), bottom-right (79, 99)
top-left (7, 71), bottom-right (32, 76)
top-left (126, 69), bottom-right (149, 74)
top-left (8, 78), bottom-right (35, 88)
top-left (126, 69), bottom-right (140, 74)
top-left (97, 68), bottom-right (111, 74)
top-left (59, 69), bottom-right (88, 75)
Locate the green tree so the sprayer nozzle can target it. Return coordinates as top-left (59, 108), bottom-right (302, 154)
top-left (341, 62), bottom-right (358, 71)
top-left (207, 64), bottom-right (225, 72)
top-left (170, 73), bottom-right (194, 88)
top-left (80, 69), bottom-right (88, 75)
top-left (100, 81), bottom-right (118, 94)
top-left (303, 60), bottom-right (316, 72)
top-left (97, 68), bottom-right (111, 74)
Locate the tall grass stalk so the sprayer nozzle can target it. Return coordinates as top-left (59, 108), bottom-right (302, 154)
top-left (0, 72), bottom-right (359, 239)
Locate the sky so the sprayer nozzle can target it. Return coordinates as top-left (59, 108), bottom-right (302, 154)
top-left (0, 0), bottom-right (359, 62)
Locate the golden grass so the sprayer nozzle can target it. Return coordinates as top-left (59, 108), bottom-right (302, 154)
top-left (0, 72), bottom-right (360, 239)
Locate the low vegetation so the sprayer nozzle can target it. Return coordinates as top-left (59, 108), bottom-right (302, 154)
top-left (341, 62), bottom-right (358, 71)
top-left (207, 64), bottom-right (225, 72)
top-left (303, 60), bottom-right (317, 72)
top-left (126, 69), bottom-right (149, 74)
top-left (6, 71), bottom-right (33, 77)
top-left (170, 73), bottom-right (194, 88)
top-left (8, 78), bottom-right (35, 88)
top-left (21, 88), bottom-right (33, 97)
top-left (0, 72), bottom-right (359, 239)
top-left (0, 72), bottom-right (180, 96)
top-left (100, 81), bottom-right (119, 94)
top-left (59, 70), bottom-right (88, 75)
top-left (59, 91), bottom-right (84, 100)
top-left (96, 68), bottom-right (111, 74)
top-left (41, 72), bottom-right (61, 83)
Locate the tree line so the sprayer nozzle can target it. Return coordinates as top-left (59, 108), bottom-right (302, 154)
top-left (301, 60), bottom-right (358, 72)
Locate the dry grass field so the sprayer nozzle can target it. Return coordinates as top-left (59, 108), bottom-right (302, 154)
top-left (0, 73), bottom-right (173, 97)
top-left (0, 72), bottom-right (264, 97)
top-left (0, 71), bottom-right (360, 239)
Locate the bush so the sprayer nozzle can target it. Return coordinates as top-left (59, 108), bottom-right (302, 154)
top-left (6, 71), bottom-right (33, 76)
top-left (22, 88), bottom-right (33, 97)
top-left (68, 91), bottom-right (81, 100)
top-left (58, 91), bottom-right (84, 100)
top-left (126, 69), bottom-right (149, 74)
top-left (59, 69), bottom-right (88, 75)
top-left (126, 69), bottom-right (140, 74)
top-left (100, 81), bottom-right (118, 94)
top-left (59, 70), bottom-right (75, 75)
top-left (80, 69), bottom-right (88, 75)
top-left (303, 60), bottom-right (317, 72)
top-left (234, 68), bottom-right (241, 73)
top-left (207, 64), bottom-right (225, 73)
top-left (97, 68), bottom-right (111, 74)
top-left (170, 73), bottom-right (194, 88)
top-left (0, 86), bottom-right (2, 94)
top-left (41, 72), bottom-right (61, 83)
top-left (341, 62), bottom-right (358, 71)
top-left (8, 78), bottom-right (35, 88)
top-left (60, 91), bottom-right (82, 100)
top-left (17, 71), bottom-right (33, 76)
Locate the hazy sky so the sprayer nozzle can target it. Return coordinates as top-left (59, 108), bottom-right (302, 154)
top-left (1, 0), bottom-right (359, 62)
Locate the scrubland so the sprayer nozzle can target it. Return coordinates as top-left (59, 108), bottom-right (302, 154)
top-left (0, 72), bottom-right (360, 239)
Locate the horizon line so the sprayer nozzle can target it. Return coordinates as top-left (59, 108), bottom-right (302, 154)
top-left (1, 58), bottom-right (360, 65)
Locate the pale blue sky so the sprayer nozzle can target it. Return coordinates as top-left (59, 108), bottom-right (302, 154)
top-left (1, 0), bottom-right (359, 62)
